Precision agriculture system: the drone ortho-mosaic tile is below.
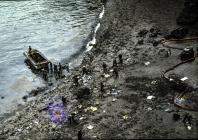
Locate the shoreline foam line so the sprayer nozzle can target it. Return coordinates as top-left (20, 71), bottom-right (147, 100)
top-left (86, 5), bottom-right (105, 52)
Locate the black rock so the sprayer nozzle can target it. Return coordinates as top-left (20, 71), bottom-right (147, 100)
top-left (137, 39), bottom-right (144, 45)
top-left (76, 87), bottom-right (91, 99)
top-left (152, 40), bottom-right (159, 47)
top-left (173, 113), bottom-right (180, 121)
top-left (137, 29), bottom-right (148, 37)
top-left (22, 95), bottom-right (28, 101)
top-left (1, 96), bottom-right (4, 99)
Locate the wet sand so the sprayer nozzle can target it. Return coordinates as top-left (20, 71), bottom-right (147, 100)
top-left (0, 0), bottom-right (198, 139)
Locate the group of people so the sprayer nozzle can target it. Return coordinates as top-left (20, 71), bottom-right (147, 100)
top-left (73, 54), bottom-right (123, 92)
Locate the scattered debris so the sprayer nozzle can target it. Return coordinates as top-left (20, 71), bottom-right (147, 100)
top-left (79, 117), bottom-right (86, 120)
top-left (183, 113), bottom-right (192, 130)
top-left (180, 77), bottom-right (188, 81)
top-left (169, 78), bottom-right (174, 81)
top-left (151, 80), bottom-right (157, 85)
top-left (112, 98), bottom-right (117, 102)
top-left (147, 96), bottom-right (155, 100)
top-left (104, 74), bottom-right (110, 78)
top-left (123, 115), bottom-right (129, 120)
top-left (165, 108), bottom-right (172, 112)
top-left (84, 106), bottom-right (98, 112)
top-left (111, 92), bottom-right (118, 95)
top-left (147, 107), bottom-right (152, 111)
top-left (87, 124), bottom-right (94, 130)
top-left (144, 62), bottom-right (150, 66)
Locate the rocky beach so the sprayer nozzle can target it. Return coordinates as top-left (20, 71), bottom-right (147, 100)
top-left (1, 0), bottom-right (198, 139)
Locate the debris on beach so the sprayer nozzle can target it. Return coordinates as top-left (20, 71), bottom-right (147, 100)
top-left (147, 107), bottom-right (152, 111)
top-left (112, 98), bottom-right (117, 102)
top-left (180, 77), bottom-right (188, 81)
top-left (165, 108), bottom-right (172, 112)
top-left (87, 124), bottom-right (94, 130)
top-left (151, 80), bottom-right (157, 85)
top-left (123, 115), bottom-right (129, 120)
top-left (104, 74), bottom-right (110, 78)
top-left (144, 61), bottom-right (150, 66)
top-left (147, 96), bottom-right (155, 100)
top-left (84, 106), bottom-right (98, 112)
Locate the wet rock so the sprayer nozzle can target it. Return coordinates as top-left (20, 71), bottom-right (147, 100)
top-left (22, 95), bottom-right (28, 101)
top-left (1, 96), bottom-right (4, 99)
top-left (137, 29), bottom-right (148, 37)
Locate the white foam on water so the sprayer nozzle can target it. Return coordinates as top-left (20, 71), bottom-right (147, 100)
top-left (99, 5), bottom-right (105, 19)
top-left (86, 5), bottom-right (105, 52)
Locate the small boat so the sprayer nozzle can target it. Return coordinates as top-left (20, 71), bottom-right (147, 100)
top-left (174, 95), bottom-right (198, 111)
top-left (24, 48), bottom-right (50, 70)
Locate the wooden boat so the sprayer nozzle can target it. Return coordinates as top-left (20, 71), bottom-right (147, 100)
top-left (174, 95), bottom-right (198, 111)
top-left (24, 48), bottom-right (50, 70)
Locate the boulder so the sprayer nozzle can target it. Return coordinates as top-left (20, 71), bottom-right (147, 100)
top-left (75, 87), bottom-right (91, 99)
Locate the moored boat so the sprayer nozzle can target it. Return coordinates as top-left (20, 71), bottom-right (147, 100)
top-left (24, 47), bottom-right (50, 70)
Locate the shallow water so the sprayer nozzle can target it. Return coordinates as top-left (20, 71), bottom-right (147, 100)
top-left (0, 0), bottom-right (97, 114)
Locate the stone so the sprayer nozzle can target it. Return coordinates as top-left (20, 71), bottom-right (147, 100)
top-left (76, 87), bottom-right (91, 99)
top-left (137, 29), bottom-right (148, 37)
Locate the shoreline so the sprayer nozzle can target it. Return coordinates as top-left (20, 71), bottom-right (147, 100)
top-left (1, 0), bottom-right (198, 139)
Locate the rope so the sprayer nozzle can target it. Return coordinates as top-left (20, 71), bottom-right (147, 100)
top-left (160, 37), bottom-right (197, 80)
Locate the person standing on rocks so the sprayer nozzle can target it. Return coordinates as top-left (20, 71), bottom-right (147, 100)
top-left (73, 75), bottom-right (79, 86)
top-left (65, 63), bottom-right (70, 73)
top-left (58, 63), bottom-right (62, 78)
top-left (118, 54), bottom-right (123, 64)
top-left (113, 67), bottom-right (119, 79)
top-left (61, 96), bottom-right (66, 106)
top-left (113, 59), bottom-right (117, 68)
top-left (100, 82), bottom-right (105, 92)
top-left (82, 66), bottom-right (88, 75)
top-left (54, 64), bottom-right (58, 77)
top-left (49, 62), bottom-right (53, 73)
top-left (78, 130), bottom-right (83, 140)
top-left (42, 69), bottom-right (48, 81)
top-left (102, 62), bottom-right (107, 73)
